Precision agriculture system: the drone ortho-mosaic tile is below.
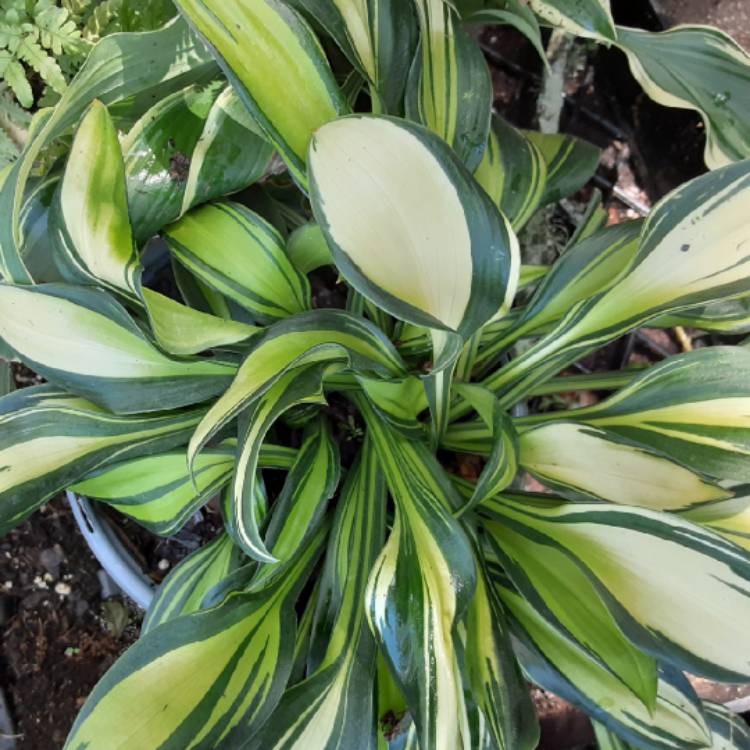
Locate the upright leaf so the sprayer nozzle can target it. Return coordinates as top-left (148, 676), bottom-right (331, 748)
top-left (251, 418), bottom-right (340, 584)
top-left (286, 0), bottom-right (418, 114)
top-left (250, 438), bottom-right (386, 749)
top-left (358, 395), bottom-right (476, 750)
top-left (53, 100), bottom-right (141, 299)
top-left (474, 117), bottom-right (547, 231)
top-left (469, 221), bottom-right (640, 381)
top-left (310, 115), bottom-right (518, 338)
top-left (230, 366), bottom-right (332, 561)
top-left (407, 0), bottom-right (492, 169)
top-left (467, 2), bottom-right (547, 64)
top-left (453, 384), bottom-right (519, 513)
top-left (464, 548), bottom-right (539, 750)
top-left (524, 130), bottom-right (601, 206)
top-left (174, 0), bottom-right (348, 186)
top-left (309, 114), bottom-right (517, 437)
top-left (0, 17), bottom-right (218, 283)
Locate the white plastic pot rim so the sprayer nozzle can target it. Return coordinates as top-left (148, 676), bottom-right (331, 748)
top-left (66, 491), bottom-right (155, 610)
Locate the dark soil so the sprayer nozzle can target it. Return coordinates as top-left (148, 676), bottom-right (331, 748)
top-left (0, 497), bottom-right (142, 749)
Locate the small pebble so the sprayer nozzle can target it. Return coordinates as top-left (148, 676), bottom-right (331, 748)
top-left (33, 575), bottom-right (49, 590)
top-left (157, 559), bottom-right (170, 572)
top-left (3, 581), bottom-right (11, 590)
top-left (54, 582), bottom-right (72, 596)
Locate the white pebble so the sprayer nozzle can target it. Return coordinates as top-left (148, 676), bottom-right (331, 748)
top-left (54, 582), bottom-right (72, 596)
top-left (157, 559), bottom-right (170, 571)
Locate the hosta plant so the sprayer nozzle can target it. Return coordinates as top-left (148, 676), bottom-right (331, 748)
top-left (1, 1), bottom-right (750, 749)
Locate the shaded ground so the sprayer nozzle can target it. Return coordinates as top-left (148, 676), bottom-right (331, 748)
top-left (0, 497), bottom-right (142, 749)
top-left (654, 0), bottom-right (750, 51)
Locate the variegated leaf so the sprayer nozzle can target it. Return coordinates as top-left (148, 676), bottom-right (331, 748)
top-left (407, 0), bottom-right (492, 169)
top-left (594, 704), bottom-right (750, 750)
top-left (249, 437), bottom-right (386, 749)
top-left (529, 0), bottom-right (616, 41)
top-left (174, 0), bottom-right (348, 186)
top-left (702, 701), bottom-right (750, 750)
top-left (0, 385), bottom-right (202, 535)
top-left (496, 572), bottom-right (712, 750)
top-left (474, 116), bottom-right (547, 231)
top-left (520, 347), bottom-right (750, 482)
top-left (518, 422), bottom-right (729, 510)
top-left (483, 507), bottom-right (658, 709)
top-left (229, 365), bottom-right (332, 562)
top-left (482, 158), bottom-right (750, 408)
top-left (165, 202), bottom-right (311, 323)
top-left (470, 220), bottom-right (639, 384)
top-left (309, 115), bottom-right (518, 338)
top-left (251, 418), bottom-right (340, 584)
top-left (617, 25), bottom-right (750, 169)
top-left (72, 438), bottom-right (296, 537)
top-left (309, 113), bottom-right (517, 437)
top-left (286, 223), bottom-right (333, 275)
top-left (357, 394), bottom-right (476, 750)
top-left (72, 444), bottom-right (235, 536)
top-left (453, 384), bottom-right (519, 513)
top-left (482, 494), bottom-right (750, 682)
top-left (52, 100), bottom-right (141, 300)
top-left (654, 294), bottom-right (750, 335)
top-left (64, 528), bottom-right (326, 750)
top-left (188, 309), bottom-right (406, 477)
top-left (0, 17), bottom-right (218, 283)
top-left (0, 283), bottom-right (235, 414)
top-left (142, 288), bottom-right (258, 356)
top-left (124, 83), bottom-right (274, 242)
top-left (285, 0), bottom-right (418, 114)
top-left (142, 533), bottom-right (245, 634)
top-left (464, 545), bottom-right (539, 750)
top-left (680, 488), bottom-right (750, 554)
top-left (524, 130), bottom-right (601, 206)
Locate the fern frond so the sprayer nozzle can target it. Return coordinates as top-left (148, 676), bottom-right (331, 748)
top-left (0, 56), bottom-right (32, 106)
top-left (17, 35), bottom-right (66, 94)
top-left (35, 5), bottom-right (86, 56)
